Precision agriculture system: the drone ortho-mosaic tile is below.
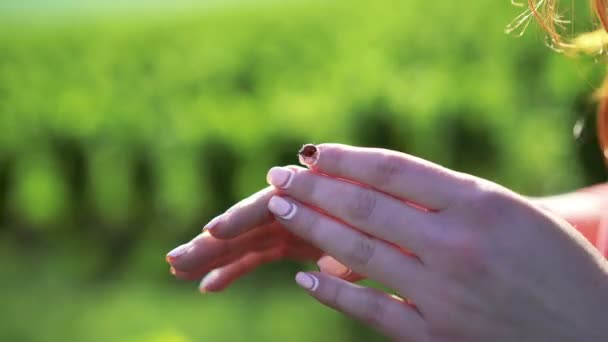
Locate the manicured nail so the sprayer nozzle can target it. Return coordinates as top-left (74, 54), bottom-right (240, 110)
top-left (317, 256), bottom-right (352, 278)
top-left (295, 272), bottom-right (319, 292)
top-left (169, 267), bottom-right (176, 275)
top-left (203, 214), bottom-right (225, 231)
top-left (166, 243), bottom-right (192, 262)
top-left (199, 270), bottom-right (220, 293)
top-left (266, 167), bottom-right (295, 189)
top-left (268, 196), bottom-right (297, 220)
top-left (298, 144), bottom-right (319, 167)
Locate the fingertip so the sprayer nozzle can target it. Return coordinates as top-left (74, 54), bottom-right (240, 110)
top-left (203, 214), bottom-right (225, 232)
top-left (268, 196), bottom-right (297, 220)
top-left (266, 166), bottom-right (296, 189)
top-left (295, 272), bottom-right (320, 292)
top-left (199, 269), bottom-right (221, 293)
top-left (166, 243), bottom-right (192, 262)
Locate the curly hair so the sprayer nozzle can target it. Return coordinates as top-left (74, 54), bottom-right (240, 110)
top-left (510, 0), bottom-right (608, 164)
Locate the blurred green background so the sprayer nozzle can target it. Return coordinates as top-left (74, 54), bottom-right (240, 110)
top-left (1, 0), bottom-right (607, 341)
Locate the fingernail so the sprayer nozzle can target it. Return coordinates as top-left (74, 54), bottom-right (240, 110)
top-left (170, 267), bottom-right (176, 275)
top-left (268, 196), bottom-right (297, 220)
top-left (317, 256), bottom-right (352, 278)
top-left (203, 214), bottom-right (225, 231)
top-left (266, 167), bottom-right (295, 189)
top-left (295, 272), bottom-right (319, 292)
top-left (298, 144), bottom-right (319, 167)
top-left (166, 243), bottom-right (192, 261)
top-left (199, 270), bottom-right (220, 293)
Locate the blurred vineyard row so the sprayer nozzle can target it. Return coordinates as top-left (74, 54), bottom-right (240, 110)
top-left (0, 0), bottom-right (607, 285)
top-left (1, 0), bottom-right (607, 274)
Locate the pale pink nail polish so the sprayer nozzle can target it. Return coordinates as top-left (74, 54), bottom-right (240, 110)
top-left (268, 196), bottom-right (297, 220)
top-left (295, 272), bottom-right (319, 292)
top-left (266, 167), bottom-right (295, 189)
top-left (203, 214), bottom-right (225, 231)
top-left (199, 270), bottom-right (220, 293)
top-left (166, 243), bottom-right (192, 261)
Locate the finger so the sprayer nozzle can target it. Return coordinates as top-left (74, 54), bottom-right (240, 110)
top-left (199, 243), bottom-right (322, 292)
top-left (171, 238), bottom-right (273, 281)
top-left (267, 195), bottom-right (427, 298)
top-left (299, 143), bottom-right (475, 210)
top-left (204, 187), bottom-right (276, 239)
top-left (172, 252), bottom-right (236, 281)
top-left (267, 166), bottom-right (437, 254)
top-left (172, 247), bottom-right (270, 282)
top-left (317, 255), bottom-right (364, 282)
top-left (173, 239), bottom-right (322, 283)
top-left (295, 272), bottom-right (427, 341)
top-left (167, 225), bottom-right (286, 272)
top-left (199, 247), bottom-right (285, 292)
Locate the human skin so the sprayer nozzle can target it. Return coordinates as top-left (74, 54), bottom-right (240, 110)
top-left (530, 186), bottom-right (608, 256)
top-left (166, 186), bottom-right (362, 289)
top-left (167, 144), bottom-right (608, 341)
top-left (167, 155), bottom-right (607, 289)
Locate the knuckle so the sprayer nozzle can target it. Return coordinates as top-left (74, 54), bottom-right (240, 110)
top-left (359, 289), bottom-right (386, 326)
top-left (345, 187), bottom-right (378, 222)
top-left (452, 180), bottom-right (512, 228)
top-left (374, 153), bottom-right (407, 186)
top-left (333, 283), bottom-right (350, 308)
top-left (465, 181), bottom-right (506, 208)
top-left (326, 146), bottom-right (345, 170)
top-left (346, 235), bottom-right (377, 268)
top-left (300, 212), bottom-right (322, 243)
top-left (326, 281), bottom-right (345, 308)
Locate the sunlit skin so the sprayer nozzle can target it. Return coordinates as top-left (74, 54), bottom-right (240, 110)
top-left (167, 154), bottom-right (608, 290)
top-left (168, 143), bottom-right (608, 341)
top-left (167, 189), bottom-right (607, 289)
top-left (166, 186), bottom-right (362, 290)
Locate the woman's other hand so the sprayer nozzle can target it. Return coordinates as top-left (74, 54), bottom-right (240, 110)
top-left (166, 187), bottom-right (359, 292)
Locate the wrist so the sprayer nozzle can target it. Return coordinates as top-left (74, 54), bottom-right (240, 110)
top-left (528, 188), bottom-right (606, 249)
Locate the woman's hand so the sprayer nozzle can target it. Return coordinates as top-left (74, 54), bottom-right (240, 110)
top-left (530, 187), bottom-right (608, 256)
top-left (166, 187), bottom-right (358, 292)
top-left (253, 143), bottom-right (608, 341)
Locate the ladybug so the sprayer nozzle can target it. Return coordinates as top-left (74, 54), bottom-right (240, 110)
top-left (298, 144), bottom-right (319, 166)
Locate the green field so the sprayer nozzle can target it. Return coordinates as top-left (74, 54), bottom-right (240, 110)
top-left (0, 1), bottom-right (606, 341)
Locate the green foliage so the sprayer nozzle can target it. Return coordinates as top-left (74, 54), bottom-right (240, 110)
top-left (0, 0), bottom-right (605, 341)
